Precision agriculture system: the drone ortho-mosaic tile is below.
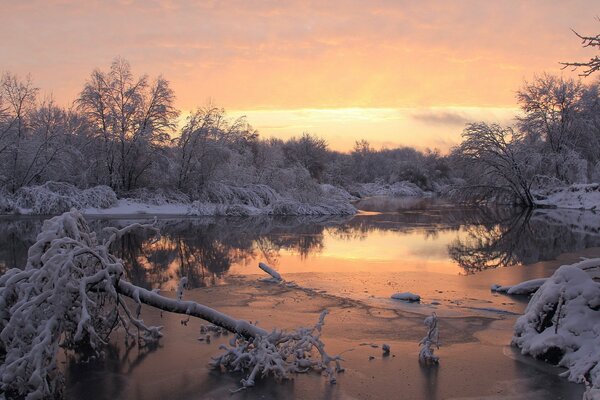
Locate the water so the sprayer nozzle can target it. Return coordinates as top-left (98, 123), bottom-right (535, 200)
top-left (1, 198), bottom-right (598, 399)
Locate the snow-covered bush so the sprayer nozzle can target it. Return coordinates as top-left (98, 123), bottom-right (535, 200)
top-left (197, 182), bottom-right (279, 208)
top-left (319, 184), bottom-right (358, 202)
top-left (268, 199), bottom-right (356, 216)
top-left (125, 187), bottom-right (191, 205)
top-left (348, 181), bottom-right (425, 198)
top-left (533, 183), bottom-right (600, 210)
top-left (211, 310), bottom-right (343, 388)
top-left (513, 263), bottom-right (600, 393)
top-left (14, 182), bottom-right (117, 214)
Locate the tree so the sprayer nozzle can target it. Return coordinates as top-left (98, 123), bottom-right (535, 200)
top-left (454, 122), bottom-right (539, 207)
top-left (561, 24), bottom-right (600, 76)
top-left (283, 133), bottom-right (329, 181)
top-left (77, 58), bottom-right (179, 192)
top-left (516, 74), bottom-right (584, 181)
top-left (174, 105), bottom-right (257, 194)
top-left (0, 73), bottom-right (39, 192)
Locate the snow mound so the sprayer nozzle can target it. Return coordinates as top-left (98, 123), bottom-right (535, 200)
top-left (391, 292), bottom-right (421, 302)
top-left (319, 184), bottom-right (358, 201)
top-left (15, 182), bottom-right (117, 214)
top-left (513, 264), bottom-right (600, 393)
top-left (493, 259), bottom-right (600, 296)
top-left (534, 184), bottom-right (600, 210)
top-left (491, 278), bottom-right (548, 295)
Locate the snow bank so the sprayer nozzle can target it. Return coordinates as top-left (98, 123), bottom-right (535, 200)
top-left (534, 184), bottom-right (600, 210)
top-left (14, 182), bottom-right (117, 214)
top-left (491, 279), bottom-right (548, 295)
top-left (493, 258), bottom-right (600, 296)
top-left (391, 292), bottom-right (421, 302)
top-left (513, 262), bottom-right (600, 394)
top-left (2, 182), bottom-right (357, 216)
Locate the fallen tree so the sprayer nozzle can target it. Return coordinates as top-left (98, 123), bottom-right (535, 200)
top-left (0, 210), bottom-right (341, 398)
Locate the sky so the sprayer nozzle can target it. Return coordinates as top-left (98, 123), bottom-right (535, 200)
top-left (1, 0), bottom-right (598, 152)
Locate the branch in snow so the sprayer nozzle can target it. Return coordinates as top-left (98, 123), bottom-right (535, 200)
top-left (419, 313), bottom-right (440, 364)
top-left (258, 262), bottom-right (282, 282)
top-left (210, 310), bottom-right (343, 389)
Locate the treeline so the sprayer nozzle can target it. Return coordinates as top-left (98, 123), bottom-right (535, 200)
top-left (1, 58), bottom-right (599, 208)
top-left (0, 58), bottom-right (450, 203)
top-left (451, 74), bottom-right (600, 206)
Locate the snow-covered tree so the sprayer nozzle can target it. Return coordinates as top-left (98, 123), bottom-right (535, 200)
top-left (77, 58), bottom-right (179, 192)
top-left (453, 122), bottom-right (539, 206)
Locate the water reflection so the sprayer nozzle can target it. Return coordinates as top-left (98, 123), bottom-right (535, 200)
top-left (1, 203), bottom-right (600, 284)
top-left (448, 208), bottom-right (600, 273)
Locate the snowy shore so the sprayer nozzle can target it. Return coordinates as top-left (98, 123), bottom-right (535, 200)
top-left (534, 184), bottom-right (600, 210)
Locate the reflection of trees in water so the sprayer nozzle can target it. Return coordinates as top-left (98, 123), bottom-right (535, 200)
top-left (103, 216), bottom-right (338, 289)
top-left (3, 207), bottom-right (600, 283)
top-left (0, 218), bottom-right (43, 274)
top-left (64, 341), bottom-right (159, 400)
top-left (448, 208), bottom-right (600, 274)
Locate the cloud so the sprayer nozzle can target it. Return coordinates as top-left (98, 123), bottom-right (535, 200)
top-left (410, 110), bottom-right (472, 126)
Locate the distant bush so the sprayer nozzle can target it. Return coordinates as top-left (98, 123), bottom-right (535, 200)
top-left (15, 182), bottom-right (117, 214)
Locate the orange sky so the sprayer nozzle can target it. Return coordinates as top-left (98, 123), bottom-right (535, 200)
top-left (2, 1), bottom-right (598, 151)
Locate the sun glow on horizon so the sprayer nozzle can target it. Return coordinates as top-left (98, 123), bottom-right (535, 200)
top-left (227, 106), bottom-right (519, 152)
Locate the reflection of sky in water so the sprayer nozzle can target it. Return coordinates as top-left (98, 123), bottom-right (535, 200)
top-left (2, 202), bottom-right (600, 296)
top-left (233, 228), bottom-right (467, 276)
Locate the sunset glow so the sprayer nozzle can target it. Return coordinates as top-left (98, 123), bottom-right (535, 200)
top-left (2, 0), bottom-right (598, 150)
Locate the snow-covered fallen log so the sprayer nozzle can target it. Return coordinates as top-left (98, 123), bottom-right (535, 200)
top-left (0, 210), bottom-right (342, 398)
top-left (512, 263), bottom-right (600, 395)
top-left (391, 292), bottom-right (421, 302)
top-left (258, 262), bottom-right (282, 282)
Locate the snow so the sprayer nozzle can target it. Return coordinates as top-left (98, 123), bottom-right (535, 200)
top-left (512, 260), bottom-right (600, 395)
top-left (391, 292), bottom-right (421, 302)
top-left (492, 258), bottom-right (600, 296)
top-left (491, 278), bottom-right (548, 295)
top-left (13, 182), bottom-right (117, 214)
top-left (534, 184), bottom-right (600, 210)
top-left (419, 313), bottom-right (440, 364)
top-left (348, 181), bottom-right (428, 198)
